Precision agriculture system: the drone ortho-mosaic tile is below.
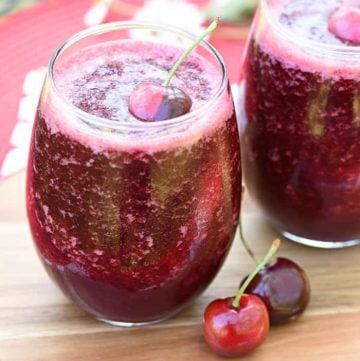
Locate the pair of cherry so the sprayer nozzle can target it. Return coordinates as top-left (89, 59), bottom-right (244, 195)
top-left (202, 228), bottom-right (310, 357)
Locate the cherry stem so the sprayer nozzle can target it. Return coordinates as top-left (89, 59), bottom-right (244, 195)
top-left (162, 18), bottom-right (219, 87)
top-left (238, 213), bottom-right (259, 265)
top-left (232, 239), bottom-right (281, 309)
top-left (238, 187), bottom-right (259, 265)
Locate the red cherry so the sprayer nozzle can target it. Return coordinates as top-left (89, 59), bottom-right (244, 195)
top-left (203, 295), bottom-right (269, 357)
top-left (203, 239), bottom-right (280, 357)
top-left (240, 257), bottom-right (310, 325)
top-left (128, 20), bottom-right (220, 122)
top-left (128, 82), bottom-right (192, 122)
top-left (328, 6), bottom-right (360, 45)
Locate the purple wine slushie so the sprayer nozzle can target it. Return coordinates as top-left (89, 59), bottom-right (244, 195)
top-left (27, 35), bottom-right (241, 324)
top-left (241, 0), bottom-right (360, 246)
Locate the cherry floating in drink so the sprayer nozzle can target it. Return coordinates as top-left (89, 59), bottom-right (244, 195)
top-left (128, 82), bottom-right (192, 121)
top-left (328, 6), bottom-right (360, 45)
top-left (128, 20), bottom-right (218, 123)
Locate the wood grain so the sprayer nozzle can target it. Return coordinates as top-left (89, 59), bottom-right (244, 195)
top-left (1, 171), bottom-right (360, 361)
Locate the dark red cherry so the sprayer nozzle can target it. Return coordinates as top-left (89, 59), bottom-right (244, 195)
top-left (128, 82), bottom-right (192, 122)
top-left (241, 257), bottom-right (310, 325)
top-left (203, 239), bottom-right (280, 357)
top-left (203, 295), bottom-right (269, 358)
top-left (328, 6), bottom-right (360, 45)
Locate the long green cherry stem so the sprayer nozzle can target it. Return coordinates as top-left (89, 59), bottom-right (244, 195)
top-left (238, 187), bottom-right (259, 265)
top-left (238, 214), bottom-right (259, 265)
top-left (163, 18), bottom-right (219, 87)
top-left (232, 239), bottom-right (280, 309)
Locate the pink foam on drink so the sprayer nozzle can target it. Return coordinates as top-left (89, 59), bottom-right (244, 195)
top-left (257, 0), bottom-right (360, 78)
top-left (44, 40), bottom-right (233, 154)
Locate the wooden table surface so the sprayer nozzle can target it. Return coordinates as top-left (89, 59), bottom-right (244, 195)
top-left (1, 171), bottom-right (360, 361)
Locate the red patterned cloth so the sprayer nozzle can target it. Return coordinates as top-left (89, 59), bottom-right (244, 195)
top-left (0, 0), bottom-right (246, 179)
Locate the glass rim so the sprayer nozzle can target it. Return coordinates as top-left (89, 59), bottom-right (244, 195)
top-left (260, 0), bottom-right (360, 57)
top-left (48, 21), bottom-right (228, 130)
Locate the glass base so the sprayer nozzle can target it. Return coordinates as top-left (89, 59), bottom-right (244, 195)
top-left (280, 230), bottom-right (360, 249)
top-left (96, 314), bottom-right (173, 328)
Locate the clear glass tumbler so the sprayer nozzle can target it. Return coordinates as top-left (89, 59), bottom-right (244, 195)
top-left (239, 0), bottom-right (360, 248)
top-left (26, 22), bottom-right (241, 326)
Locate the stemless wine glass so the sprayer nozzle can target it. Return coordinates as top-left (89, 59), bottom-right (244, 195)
top-left (26, 22), bottom-right (241, 326)
top-left (239, 0), bottom-right (360, 248)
